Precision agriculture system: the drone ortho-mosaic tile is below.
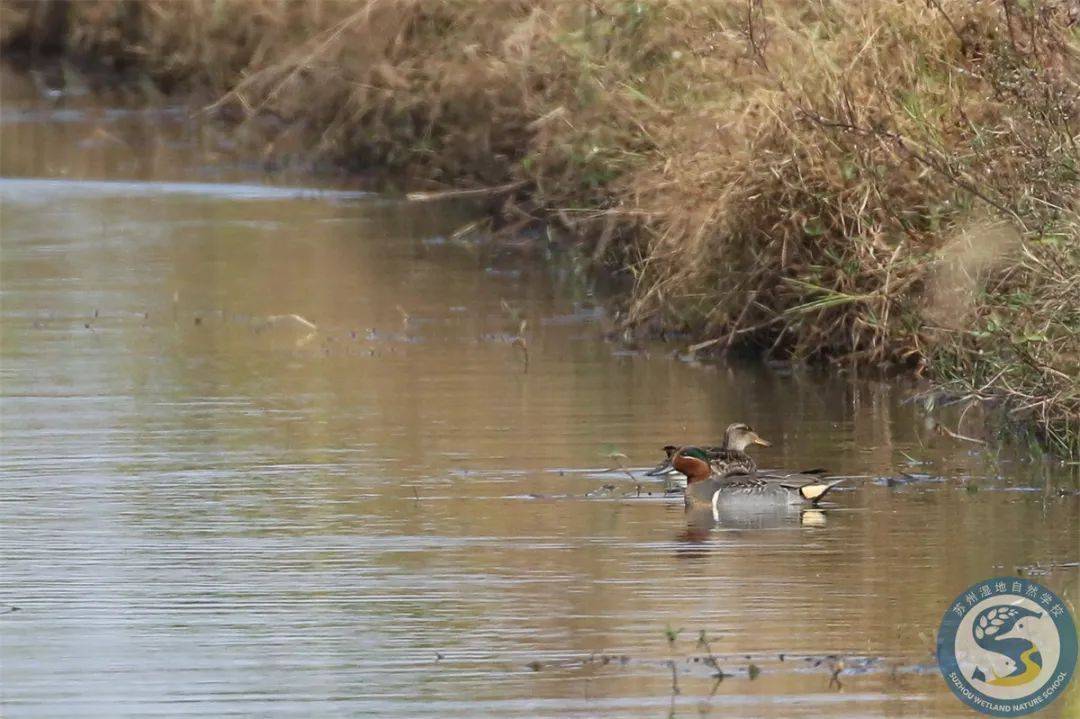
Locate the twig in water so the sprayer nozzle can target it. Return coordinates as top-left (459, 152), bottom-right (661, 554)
top-left (604, 451), bottom-right (636, 482)
top-left (512, 320), bottom-right (529, 373)
top-left (266, 313), bottom-right (318, 330)
top-left (697, 630), bottom-right (722, 673)
top-left (687, 315), bottom-right (784, 354)
top-left (899, 450), bottom-right (929, 466)
top-left (405, 180), bottom-right (527, 202)
top-left (937, 423), bottom-right (986, 445)
top-left (828, 657), bottom-right (846, 690)
top-left (668, 660), bottom-right (680, 695)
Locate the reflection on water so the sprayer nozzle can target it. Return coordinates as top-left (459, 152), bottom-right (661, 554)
top-left (1, 63), bottom-right (1077, 718)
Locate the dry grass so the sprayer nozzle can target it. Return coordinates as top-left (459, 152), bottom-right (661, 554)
top-left (3, 0), bottom-right (1077, 455)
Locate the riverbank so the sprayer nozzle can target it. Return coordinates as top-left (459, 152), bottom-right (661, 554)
top-left (3, 0), bottom-right (1076, 456)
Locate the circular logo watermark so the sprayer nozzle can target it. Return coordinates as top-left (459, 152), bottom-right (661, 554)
top-left (937, 577), bottom-right (1077, 716)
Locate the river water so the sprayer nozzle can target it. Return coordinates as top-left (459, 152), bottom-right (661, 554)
top-left (1, 64), bottom-right (1077, 718)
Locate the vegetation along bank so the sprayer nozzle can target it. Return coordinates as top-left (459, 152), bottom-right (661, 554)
top-left (2, 0), bottom-right (1077, 456)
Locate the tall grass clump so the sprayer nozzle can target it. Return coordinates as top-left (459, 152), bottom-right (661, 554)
top-left (2, 0), bottom-right (1076, 455)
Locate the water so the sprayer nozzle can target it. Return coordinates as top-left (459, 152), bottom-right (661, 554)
top-left (1, 64), bottom-right (1077, 719)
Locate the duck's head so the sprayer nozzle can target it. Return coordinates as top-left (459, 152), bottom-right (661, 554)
top-left (723, 423), bottom-right (771, 452)
top-left (671, 447), bottom-right (713, 484)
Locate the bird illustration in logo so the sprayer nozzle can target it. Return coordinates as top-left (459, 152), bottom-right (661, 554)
top-left (970, 604), bottom-right (1044, 686)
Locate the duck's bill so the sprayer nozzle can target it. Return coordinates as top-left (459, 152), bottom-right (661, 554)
top-left (645, 459), bottom-right (675, 476)
top-left (753, 434), bottom-right (771, 447)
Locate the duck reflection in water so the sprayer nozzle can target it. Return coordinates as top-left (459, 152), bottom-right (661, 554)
top-left (674, 505), bottom-right (829, 556)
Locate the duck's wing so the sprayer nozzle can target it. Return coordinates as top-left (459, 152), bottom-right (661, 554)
top-left (738, 468), bottom-right (845, 503)
top-left (767, 472), bottom-right (833, 486)
top-left (756, 464), bottom-right (829, 475)
top-left (709, 453), bottom-right (760, 481)
top-left (711, 473), bottom-right (770, 489)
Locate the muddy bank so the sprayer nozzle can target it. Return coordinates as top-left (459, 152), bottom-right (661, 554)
top-left (2, 0), bottom-right (1077, 455)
